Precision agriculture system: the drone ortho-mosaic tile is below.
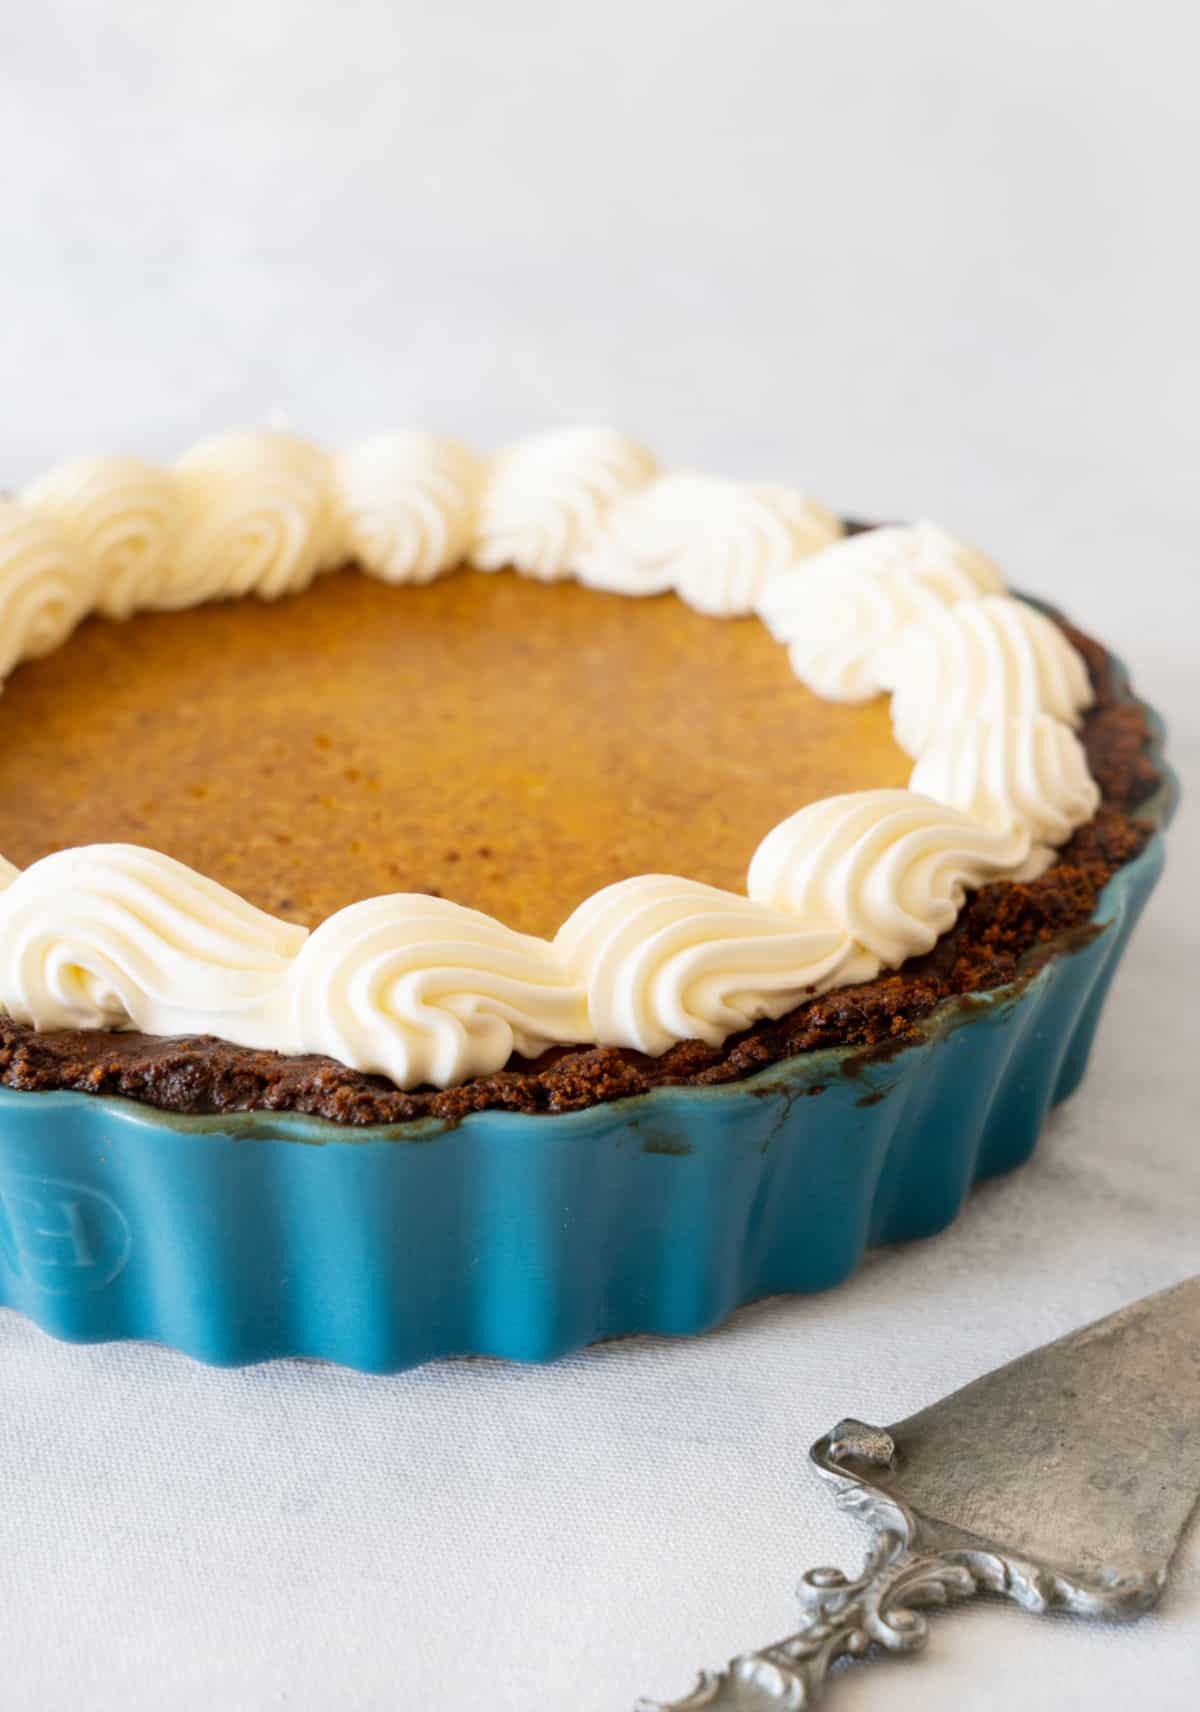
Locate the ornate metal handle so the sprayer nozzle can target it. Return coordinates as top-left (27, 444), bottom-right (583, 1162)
top-left (637, 1524), bottom-right (978, 1710)
top-left (637, 1418), bottom-right (1162, 1710)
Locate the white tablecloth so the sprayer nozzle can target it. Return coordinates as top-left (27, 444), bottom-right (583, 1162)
top-left (1, 3), bottom-right (1197, 1705)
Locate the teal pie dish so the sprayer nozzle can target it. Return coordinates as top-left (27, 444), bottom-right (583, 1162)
top-left (0, 665), bottom-right (1175, 1372)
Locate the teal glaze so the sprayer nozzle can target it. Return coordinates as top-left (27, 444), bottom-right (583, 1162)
top-left (0, 676), bottom-right (1176, 1371)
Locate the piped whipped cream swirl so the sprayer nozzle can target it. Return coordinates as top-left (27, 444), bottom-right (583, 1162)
top-left (577, 474), bottom-right (842, 614)
top-left (0, 501), bottom-right (98, 677)
top-left (22, 456), bottom-right (182, 619)
top-left (910, 716), bottom-right (1099, 876)
top-left (758, 522), bottom-right (1003, 700)
top-left (334, 434), bottom-right (483, 584)
top-left (170, 430), bottom-right (341, 607)
top-left (0, 846), bottom-right (305, 1042)
top-left (289, 895), bottom-right (587, 1088)
top-left (880, 593), bottom-right (1095, 756)
top-left (748, 791), bottom-right (1028, 977)
top-left (470, 428), bottom-right (657, 580)
top-left (556, 876), bottom-right (848, 1055)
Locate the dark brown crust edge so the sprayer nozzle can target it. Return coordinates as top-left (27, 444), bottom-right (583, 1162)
top-left (0, 619), bottom-right (1158, 1126)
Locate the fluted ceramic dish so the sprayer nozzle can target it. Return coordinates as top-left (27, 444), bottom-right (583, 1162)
top-left (0, 656), bottom-right (1174, 1372)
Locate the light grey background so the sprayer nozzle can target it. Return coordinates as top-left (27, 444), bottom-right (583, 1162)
top-left (1, 3), bottom-right (1197, 1708)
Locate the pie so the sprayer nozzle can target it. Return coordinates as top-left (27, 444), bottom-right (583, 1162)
top-left (0, 427), bottom-right (1158, 1124)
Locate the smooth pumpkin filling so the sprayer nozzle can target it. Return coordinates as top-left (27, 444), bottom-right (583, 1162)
top-left (0, 565), bottom-right (910, 939)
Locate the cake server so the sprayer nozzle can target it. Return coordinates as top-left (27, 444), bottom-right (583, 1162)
top-left (640, 1274), bottom-right (1200, 1709)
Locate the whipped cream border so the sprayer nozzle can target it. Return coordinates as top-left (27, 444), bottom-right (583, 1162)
top-left (0, 429), bottom-right (1099, 1090)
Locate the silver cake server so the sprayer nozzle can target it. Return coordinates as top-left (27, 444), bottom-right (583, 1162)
top-left (640, 1275), bottom-right (1200, 1710)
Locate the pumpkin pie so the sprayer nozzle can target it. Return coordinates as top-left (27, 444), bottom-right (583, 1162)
top-left (0, 427), bottom-right (1156, 1124)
